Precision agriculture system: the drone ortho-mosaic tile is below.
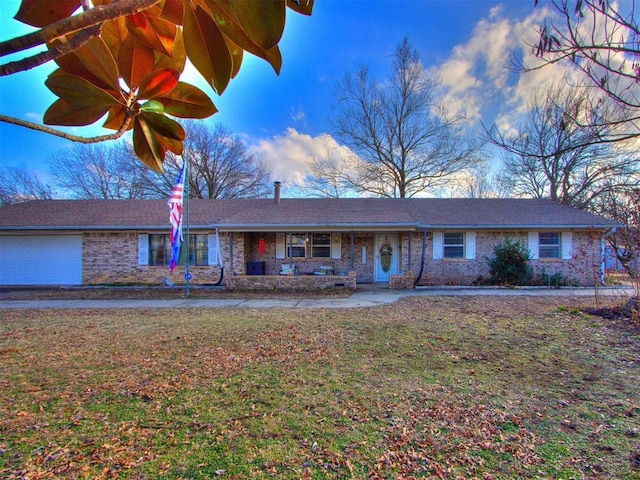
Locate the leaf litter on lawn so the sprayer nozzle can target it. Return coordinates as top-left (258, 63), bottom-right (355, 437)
top-left (1, 295), bottom-right (639, 479)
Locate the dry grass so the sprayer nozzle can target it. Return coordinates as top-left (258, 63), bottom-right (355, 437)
top-left (1, 296), bottom-right (639, 479)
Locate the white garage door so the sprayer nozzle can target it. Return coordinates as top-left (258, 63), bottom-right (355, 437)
top-left (0, 235), bottom-right (82, 285)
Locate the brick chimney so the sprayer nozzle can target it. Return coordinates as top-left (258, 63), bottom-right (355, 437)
top-left (274, 181), bottom-right (281, 204)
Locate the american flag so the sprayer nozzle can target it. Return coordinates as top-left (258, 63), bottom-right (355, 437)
top-left (167, 163), bottom-right (186, 272)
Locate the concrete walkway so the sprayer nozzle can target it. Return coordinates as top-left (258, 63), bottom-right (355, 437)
top-left (0, 286), bottom-right (634, 310)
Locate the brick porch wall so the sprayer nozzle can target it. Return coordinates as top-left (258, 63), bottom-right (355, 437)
top-left (226, 271), bottom-right (357, 291)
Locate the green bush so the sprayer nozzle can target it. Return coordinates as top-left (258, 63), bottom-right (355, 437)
top-left (487, 237), bottom-right (533, 286)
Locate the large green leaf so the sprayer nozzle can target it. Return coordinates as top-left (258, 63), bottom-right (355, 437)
top-left (15, 0), bottom-right (80, 28)
top-left (44, 99), bottom-right (110, 126)
top-left (183, 4), bottom-right (233, 94)
top-left (137, 68), bottom-right (180, 100)
top-left (158, 81), bottom-right (218, 118)
top-left (118, 35), bottom-right (155, 89)
top-left (229, 0), bottom-right (286, 50)
top-left (45, 71), bottom-right (123, 107)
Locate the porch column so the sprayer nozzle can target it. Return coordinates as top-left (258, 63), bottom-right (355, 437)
top-left (350, 231), bottom-right (355, 270)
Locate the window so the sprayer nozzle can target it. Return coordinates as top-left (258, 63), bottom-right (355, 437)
top-left (287, 234), bottom-right (307, 258)
top-left (538, 232), bottom-right (560, 258)
top-left (443, 232), bottom-right (464, 258)
top-left (311, 233), bottom-right (331, 258)
top-left (149, 234), bottom-right (208, 266)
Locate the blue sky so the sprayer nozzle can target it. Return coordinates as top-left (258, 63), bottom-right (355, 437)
top-left (1, 0), bottom-right (575, 192)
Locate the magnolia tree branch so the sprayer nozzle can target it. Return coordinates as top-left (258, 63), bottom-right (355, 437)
top-left (0, 113), bottom-right (134, 144)
top-left (0, 0), bottom-right (161, 57)
top-left (0, 25), bottom-right (100, 76)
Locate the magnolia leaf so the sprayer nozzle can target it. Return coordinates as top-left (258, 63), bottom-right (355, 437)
top-left (46, 71), bottom-right (123, 107)
top-left (125, 5), bottom-right (176, 57)
top-left (15, 0), bottom-right (80, 28)
top-left (137, 68), bottom-right (180, 100)
top-left (119, 34), bottom-right (155, 89)
top-left (160, 0), bottom-right (184, 25)
top-left (140, 99), bottom-right (165, 114)
top-left (102, 17), bottom-right (131, 69)
top-left (139, 111), bottom-right (186, 142)
top-left (133, 116), bottom-right (167, 173)
top-left (72, 36), bottom-right (121, 91)
top-left (224, 34), bottom-right (244, 79)
top-left (286, 0), bottom-right (314, 15)
top-left (52, 36), bottom-right (121, 92)
top-left (229, 0), bottom-right (286, 50)
top-left (44, 98), bottom-right (109, 126)
top-left (103, 105), bottom-right (128, 131)
top-left (158, 81), bottom-right (217, 118)
top-left (183, 4), bottom-right (233, 94)
top-left (154, 28), bottom-right (187, 72)
top-left (204, 0), bottom-right (282, 75)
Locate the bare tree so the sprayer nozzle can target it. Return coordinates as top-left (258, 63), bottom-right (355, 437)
top-left (594, 186), bottom-right (640, 278)
top-left (446, 163), bottom-right (505, 199)
top-left (527, 0), bottom-right (639, 142)
top-left (160, 122), bottom-right (273, 199)
top-left (300, 147), bottom-right (358, 198)
top-left (486, 81), bottom-right (639, 209)
top-left (330, 38), bottom-right (480, 198)
top-left (49, 141), bottom-right (159, 199)
top-left (0, 166), bottom-right (54, 205)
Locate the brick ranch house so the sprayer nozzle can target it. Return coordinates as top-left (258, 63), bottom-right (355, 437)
top-left (0, 194), bottom-right (620, 289)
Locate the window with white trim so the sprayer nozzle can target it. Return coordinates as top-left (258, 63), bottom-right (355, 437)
top-left (443, 232), bottom-right (464, 259)
top-left (311, 233), bottom-right (331, 258)
top-left (148, 234), bottom-right (208, 266)
top-left (538, 232), bottom-right (560, 259)
top-left (287, 234), bottom-right (307, 258)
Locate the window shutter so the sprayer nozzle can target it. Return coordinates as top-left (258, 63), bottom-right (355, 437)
top-left (275, 233), bottom-right (286, 259)
top-left (138, 234), bottom-right (149, 265)
top-left (465, 231), bottom-right (476, 260)
top-left (208, 234), bottom-right (219, 266)
top-left (561, 232), bottom-right (572, 259)
top-left (331, 232), bottom-right (342, 259)
top-left (432, 231), bottom-right (443, 260)
top-left (528, 232), bottom-right (539, 260)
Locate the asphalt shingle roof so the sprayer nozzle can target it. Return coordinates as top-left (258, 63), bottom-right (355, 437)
top-left (0, 198), bottom-right (619, 231)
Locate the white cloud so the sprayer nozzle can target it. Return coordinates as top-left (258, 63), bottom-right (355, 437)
top-left (429, 4), bottom-right (581, 134)
top-left (248, 128), bottom-right (352, 189)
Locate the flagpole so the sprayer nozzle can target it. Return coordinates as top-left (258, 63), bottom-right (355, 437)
top-left (184, 158), bottom-right (191, 297)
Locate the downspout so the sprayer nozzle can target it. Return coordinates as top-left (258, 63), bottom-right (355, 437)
top-left (407, 230), bottom-right (412, 272)
top-left (601, 227), bottom-right (617, 284)
top-left (414, 228), bottom-right (427, 286)
top-left (213, 228), bottom-right (224, 286)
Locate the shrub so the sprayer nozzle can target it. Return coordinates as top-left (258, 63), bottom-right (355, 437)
top-left (487, 237), bottom-right (533, 286)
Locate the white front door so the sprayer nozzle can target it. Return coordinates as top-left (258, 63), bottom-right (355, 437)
top-left (374, 233), bottom-right (399, 282)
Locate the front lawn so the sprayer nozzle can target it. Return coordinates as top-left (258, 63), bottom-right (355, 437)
top-left (1, 296), bottom-right (638, 479)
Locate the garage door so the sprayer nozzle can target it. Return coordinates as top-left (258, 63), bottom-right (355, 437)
top-left (0, 235), bottom-right (82, 285)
